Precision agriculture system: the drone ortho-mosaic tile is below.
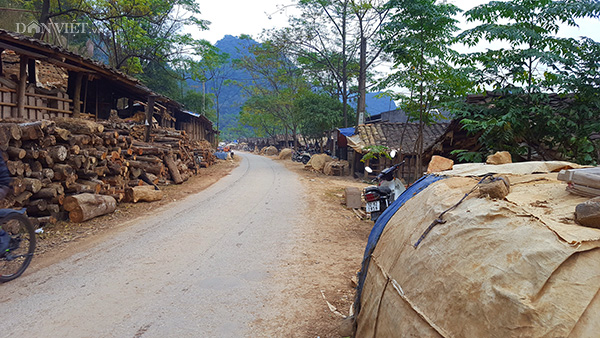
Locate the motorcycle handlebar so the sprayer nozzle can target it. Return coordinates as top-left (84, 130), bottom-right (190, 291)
top-left (372, 160), bottom-right (406, 182)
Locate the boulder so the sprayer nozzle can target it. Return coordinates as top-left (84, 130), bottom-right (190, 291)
top-left (426, 155), bottom-right (454, 174)
top-left (575, 197), bottom-right (600, 228)
top-left (479, 175), bottom-right (511, 199)
top-left (487, 151), bottom-right (512, 165)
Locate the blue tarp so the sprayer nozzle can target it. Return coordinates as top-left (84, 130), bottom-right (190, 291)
top-left (214, 152), bottom-right (229, 160)
top-left (338, 127), bottom-right (356, 137)
top-left (353, 174), bottom-right (446, 315)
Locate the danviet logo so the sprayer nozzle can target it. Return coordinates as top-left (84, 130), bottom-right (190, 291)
top-left (15, 21), bottom-right (97, 35)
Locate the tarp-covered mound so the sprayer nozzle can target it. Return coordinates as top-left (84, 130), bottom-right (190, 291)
top-left (279, 148), bottom-right (293, 160)
top-left (305, 154), bottom-right (333, 172)
top-left (357, 163), bottom-right (600, 338)
top-left (260, 146), bottom-right (278, 156)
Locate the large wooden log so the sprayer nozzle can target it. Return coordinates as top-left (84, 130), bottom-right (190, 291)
top-left (6, 160), bottom-right (24, 176)
top-left (31, 187), bottom-right (58, 199)
top-left (124, 185), bottom-right (163, 203)
top-left (53, 127), bottom-right (72, 142)
top-left (53, 117), bottom-right (104, 135)
top-left (164, 153), bottom-right (183, 184)
top-left (63, 193), bottom-right (116, 222)
top-left (6, 146), bottom-right (26, 159)
top-left (19, 121), bottom-right (45, 141)
top-left (48, 145), bottom-right (68, 162)
top-left (22, 177), bottom-right (42, 193)
top-left (0, 123), bottom-right (22, 141)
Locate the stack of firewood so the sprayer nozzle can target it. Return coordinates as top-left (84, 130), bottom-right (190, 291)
top-left (0, 117), bottom-right (214, 227)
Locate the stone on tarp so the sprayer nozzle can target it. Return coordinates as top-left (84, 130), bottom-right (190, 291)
top-left (427, 155), bottom-right (454, 174)
top-left (479, 175), bottom-right (510, 199)
top-left (279, 148), bottom-right (293, 160)
top-left (487, 151), bottom-right (512, 165)
top-left (575, 197), bottom-right (600, 228)
top-left (345, 187), bottom-right (362, 209)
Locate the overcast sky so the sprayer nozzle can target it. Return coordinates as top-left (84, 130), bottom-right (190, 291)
top-left (192, 0), bottom-right (600, 44)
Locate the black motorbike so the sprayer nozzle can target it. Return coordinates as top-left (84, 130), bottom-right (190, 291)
top-left (363, 161), bottom-right (406, 222)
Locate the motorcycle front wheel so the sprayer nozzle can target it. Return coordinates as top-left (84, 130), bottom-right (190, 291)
top-left (0, 213), bottom-right (36, 282)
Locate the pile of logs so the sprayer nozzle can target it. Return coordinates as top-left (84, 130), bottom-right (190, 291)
top-left (0, 117), bottom-right (215, 226)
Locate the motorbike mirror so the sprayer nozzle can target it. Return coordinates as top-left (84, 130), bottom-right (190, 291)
top-left (365, 166), bottom-right (373, 174)
top-left (390, 149), bottom-right (397, 158)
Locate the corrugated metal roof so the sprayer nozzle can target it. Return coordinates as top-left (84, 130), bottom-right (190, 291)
top-left (355, 122), bottom-right (450, 155)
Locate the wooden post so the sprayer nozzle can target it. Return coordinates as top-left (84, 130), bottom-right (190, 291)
top-left (0, 48), bottom-right (4, 76)
top-left (27, 58), bottom-right (36, 84)
top-left (16, 55), bottom-right (28, 118)
top-left (72, 72), bottom-right (83, 117)
top-left (144, 95), bottom-right (156, 142)
top-left (82, 75), bottom-right (89, 116)
top-left (95, 83), bottom-right (99, 120)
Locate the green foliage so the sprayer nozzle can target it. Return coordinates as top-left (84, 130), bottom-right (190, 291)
top-left (450, 149), bottom-right (485, 163)
top-left (455, 0), bottom-right (600, 164)
top-left (180, 90), bottom-right (216, 121)
top-left (295, 90), bottom-right (347, 139)
top-left (361, 145), bottom-right (392, 163)
top-left (379, 0), bottom-right (472, 118)
top-left (234, 39), bottom-right (309, 142)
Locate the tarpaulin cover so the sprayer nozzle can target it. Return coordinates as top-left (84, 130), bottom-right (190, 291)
top-left (354, 175), bottom-right (446, 316)
top-left (214, 152), bottom-right (230, 160)
top-left (356, 166), bottom-right (600, 337)
top-left (339, 127), bottom-right (356, 137)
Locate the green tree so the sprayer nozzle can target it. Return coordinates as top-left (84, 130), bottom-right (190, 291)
top-left (23, 0), bottom-right (211, 75)
top-left (379, 0), bottom-right (466, 175)
top-left (295, 90), bottom-right (347, 141)
top-left (235, 39), bottom-right (309, 147)
top-left (456, 0), bottom-right (600, 163)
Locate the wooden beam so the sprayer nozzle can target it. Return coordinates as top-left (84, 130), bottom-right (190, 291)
top-left (72, 72), bottom-right (83, 118)
top-left (0, 42), bottom-right (47, 60)
top-left (45, 58), bottom-right (96, 74)
top-left (16, 55), bottom-right (28, 118)
top-left (0, 48), bottom-right (3, 76)
top-left (145, 95), bottom-right (156, 142)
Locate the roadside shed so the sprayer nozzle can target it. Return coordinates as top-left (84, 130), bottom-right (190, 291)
top-left (0, 29), bottom-right (216, 145)
top-left (342, 122), bottom-right (449, 182)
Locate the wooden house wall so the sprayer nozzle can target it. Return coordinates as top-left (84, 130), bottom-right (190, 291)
top-left (1, 77), bottom-right (74, 120)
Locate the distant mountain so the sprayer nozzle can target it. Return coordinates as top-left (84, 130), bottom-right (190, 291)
top-left (188, 35), bottom-right (398, 138)
top-left (349, 92), bottom-right (397, 116)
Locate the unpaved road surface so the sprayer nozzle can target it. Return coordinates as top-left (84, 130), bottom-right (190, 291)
top-left (2, 152), bottom-right (306, 337)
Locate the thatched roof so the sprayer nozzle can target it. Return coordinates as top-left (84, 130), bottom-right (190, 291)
top-left (352, 122), bottom-right (450, 155)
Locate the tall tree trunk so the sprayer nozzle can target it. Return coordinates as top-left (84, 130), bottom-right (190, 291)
top-left (356, 37), bottom-right (367, 126)
top-left (342, 0), bottom-right (349, 127)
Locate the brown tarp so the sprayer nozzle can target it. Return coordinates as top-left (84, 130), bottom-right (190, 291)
top-left (357, 165), bottom-right (600, 338)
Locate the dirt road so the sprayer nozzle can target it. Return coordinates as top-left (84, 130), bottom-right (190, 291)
top-left (1, 152), bottom-right (371, 337)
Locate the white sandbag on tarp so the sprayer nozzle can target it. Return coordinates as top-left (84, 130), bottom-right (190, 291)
top-left (356, 163), bottom-right (600, 338)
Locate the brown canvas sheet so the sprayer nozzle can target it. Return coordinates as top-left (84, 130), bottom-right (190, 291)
top-left (357, 170), bottom-right (600, 338)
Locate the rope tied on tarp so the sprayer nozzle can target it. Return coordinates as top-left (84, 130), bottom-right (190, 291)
top-left (413, 173), bottom-right (507, 248)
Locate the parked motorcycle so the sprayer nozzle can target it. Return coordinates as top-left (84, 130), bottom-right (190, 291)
top-left (292, 149), bottom-right (312, 164)
top-left (363, 154), bottom-right (406, 222)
